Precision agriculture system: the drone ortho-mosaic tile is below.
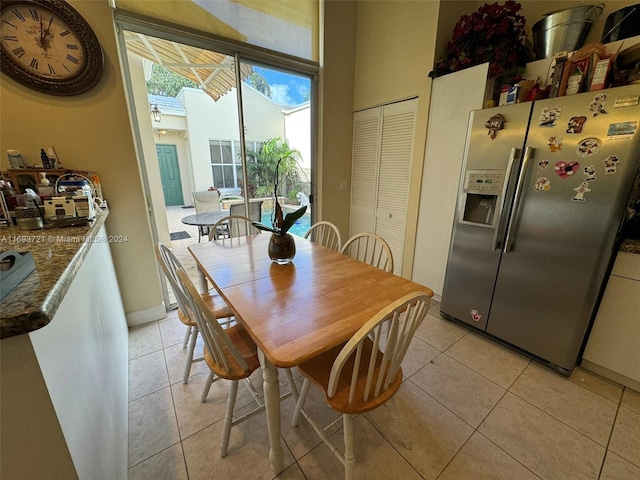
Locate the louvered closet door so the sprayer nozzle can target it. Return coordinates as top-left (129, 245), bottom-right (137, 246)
top-left (350, 108), bottom-right (381, 234)
top-left (375, 100), bottom-right (416, 275)
top-left (350, 99), bottom-right (417, 275)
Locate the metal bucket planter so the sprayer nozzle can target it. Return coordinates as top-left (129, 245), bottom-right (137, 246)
top-left (601, 4), bottom-right (640, 43)
top-left (532, 4), bottom-right (604, 59)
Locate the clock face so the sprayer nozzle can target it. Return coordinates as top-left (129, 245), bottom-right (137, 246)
top-left (0, 0), bottom-right (103, 95)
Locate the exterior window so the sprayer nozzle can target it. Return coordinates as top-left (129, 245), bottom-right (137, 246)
top-left (210, 140), bottom-right (263, 190)
top-left (210, 140), bottom-right (236, 189)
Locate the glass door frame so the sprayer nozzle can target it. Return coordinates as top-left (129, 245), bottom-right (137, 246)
top-left (113, 10), bottom-right (319, 310)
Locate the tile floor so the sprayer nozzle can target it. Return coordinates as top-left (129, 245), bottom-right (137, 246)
top-left (127, 207), bottom-right (640, 479)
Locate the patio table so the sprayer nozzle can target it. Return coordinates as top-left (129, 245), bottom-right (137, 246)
top-left (180, 211), bottom-right (229, 242)
top-left (188, 234), bottom-right (433, 475)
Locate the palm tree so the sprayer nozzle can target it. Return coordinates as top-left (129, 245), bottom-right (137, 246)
top-left (245, 137), bottom-right (301, 198)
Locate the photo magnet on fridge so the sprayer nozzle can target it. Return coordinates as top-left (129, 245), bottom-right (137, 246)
top-left (548, 137), bottom-right (562, 152)
top-left (566, 116), bottom-right (587, 134)
top-left (603, 155), bottom-right (620, 174)
top-left (554, 161), bottom-right (580, 179)
top-left (539, 107), bottom-right (561, 127)
top-left (583, 165), bottom-right (597, 182)
top-left (533, 177), bottom-right (551, 191)
top-left (572, 182), bottom-right (591, 202)
top-left (576, 138), bottom-right (601, 157)
top-left (588, 94), bottom-right (608, 116)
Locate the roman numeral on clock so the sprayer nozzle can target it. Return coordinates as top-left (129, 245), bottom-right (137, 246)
top-left (30, 58), bottom-right (38, 70)
top-left (11, 9), bottom-right (26, 22)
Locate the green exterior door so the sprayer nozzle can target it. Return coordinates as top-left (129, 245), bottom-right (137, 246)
top-left (156, 144), bottom-right (183, 206)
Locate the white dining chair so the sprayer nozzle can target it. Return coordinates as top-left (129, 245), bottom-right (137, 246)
top-left (341, 232), bottom-right (394, 273)
top-left (291, 292), bottom-right (431, 480)
top-left (176, 268), bottom-right (297, 457)
top-left (155, 242), bottom-right (234, 386)
top-left (304, 221), bottom-right (342, 251)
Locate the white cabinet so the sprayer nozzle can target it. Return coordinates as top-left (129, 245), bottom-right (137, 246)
top-left (350, 98), bottom-right (417, 275)
top-left (582, 251), bottom-right (640, 391)
top-left (412, 64), bottom-right (489, 298)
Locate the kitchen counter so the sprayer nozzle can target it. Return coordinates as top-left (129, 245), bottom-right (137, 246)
top-left (1, 207), bottom-right (128, 479)
top-left (0, 209), bottom-right (108, 339)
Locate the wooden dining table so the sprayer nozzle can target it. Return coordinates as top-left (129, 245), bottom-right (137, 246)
top-left (188, 233), bottom-right (434, 474)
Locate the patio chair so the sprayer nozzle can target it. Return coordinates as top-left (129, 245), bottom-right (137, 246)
top-left (176, 268), bottom-right (298, 457)
top-left (154, 242), bottom-right (234, 386)
top-left (193, 190), bottom-right (221, 242)
top-left (229, 200), bottom-right (263, 222)
top-left (304, 221), bottom-right (342, 251)
top-left (291, 292), bottom-right (431, 480)
top-left (341, 232), bottom-right (394, 273)
top-left (209, 215), bottom-right (260, 241)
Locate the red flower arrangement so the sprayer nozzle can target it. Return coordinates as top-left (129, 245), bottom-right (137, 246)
top-left (429, 1), bottom-right (534, 88)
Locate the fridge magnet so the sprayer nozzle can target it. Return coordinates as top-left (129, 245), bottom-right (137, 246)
top-left (588, 94), bottom-right (608, 116)
top-left (538, 160), bottom-right (549, 170)
top-left (613, 95), bottom-right (639, 108)
top-left (533, 177), bottom-right (551, 191)
top-left (566, 116), bottom-right (587, 134)
top-left (470, 309), bottom-right (482, 322)
top-left (554, 161), bottom-right (580, 178)
top-left (539, 107), bottom-right (560, 127)
top-left (603, 155), bottom-right (620, 174)
top-left (548, 137), bottom-right (562, 152)
top-left (576, 137), bottom-right (600, 156)
top-left (606, 121), bottom-right (638, 138)
top-left (485, 114), bottom-right (505, 139)
top-left (572, 182), bottom-right (591, 202)
top-left (583, 165), bottom-right (597, 181)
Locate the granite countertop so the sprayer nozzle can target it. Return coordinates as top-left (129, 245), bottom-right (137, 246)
top-left (620, 238), bottom-right (640, 254)
top-left (0, 209), bottom-right (108, 339)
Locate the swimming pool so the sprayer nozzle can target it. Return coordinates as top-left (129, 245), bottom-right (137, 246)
top-left (261, 211), bottom-right (310, 237)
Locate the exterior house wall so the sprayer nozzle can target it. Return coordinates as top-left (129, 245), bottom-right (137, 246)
top-left (177, 86), bottom-right (286, 194)
top-left (284, 106), bottom-right (312, 173)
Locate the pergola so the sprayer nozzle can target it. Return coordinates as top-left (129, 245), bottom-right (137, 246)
top-left (124, 31), bottom-right (253, 101)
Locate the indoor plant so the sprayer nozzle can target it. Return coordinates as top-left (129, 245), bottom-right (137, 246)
top-left (252, 158), bottom-right (307, 264)
top-left (428, 1), bottom-right (534, 92)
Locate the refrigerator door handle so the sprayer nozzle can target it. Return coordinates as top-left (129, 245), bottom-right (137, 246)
top-left (503, 146), bottom-right (533, 254)
top-left (492, 147), bottom-right (519, 251)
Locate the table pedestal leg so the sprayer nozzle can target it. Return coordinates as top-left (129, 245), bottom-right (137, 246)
top-left (196, 267), bottom-right (208, 294)
top-left (258, 349), bottom-right (283, 475)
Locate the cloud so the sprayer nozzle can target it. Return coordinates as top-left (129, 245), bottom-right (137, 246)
top-left (270, 84), bottom-right (293, 105)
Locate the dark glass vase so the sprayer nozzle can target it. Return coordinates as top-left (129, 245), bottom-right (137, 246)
top-left (268, 233), bottom-right (296, 265)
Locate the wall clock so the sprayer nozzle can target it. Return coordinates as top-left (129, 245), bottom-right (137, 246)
top-left (0, 0), bottom-right (103, 96)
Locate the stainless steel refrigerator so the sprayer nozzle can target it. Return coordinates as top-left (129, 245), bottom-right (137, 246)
top-left (440, 84), bottom-right (640, 374)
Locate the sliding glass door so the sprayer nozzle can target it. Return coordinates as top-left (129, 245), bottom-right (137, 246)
top-left (238, 61), bottom-right (313, 235)
top-left (115, 17), bottom-right (316, 308)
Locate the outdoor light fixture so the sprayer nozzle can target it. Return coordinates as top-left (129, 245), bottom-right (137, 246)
top-left (150, 104), bottom-right (162, 122)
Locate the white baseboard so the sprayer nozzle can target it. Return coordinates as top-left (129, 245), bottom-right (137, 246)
top-left (126, 304), bottom-right (167, 327)
top-left (580, 359), bottom-right (640, 392)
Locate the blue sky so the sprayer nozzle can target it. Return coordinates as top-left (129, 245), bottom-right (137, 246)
top-left (251, 67), bottom-right (310, 106)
